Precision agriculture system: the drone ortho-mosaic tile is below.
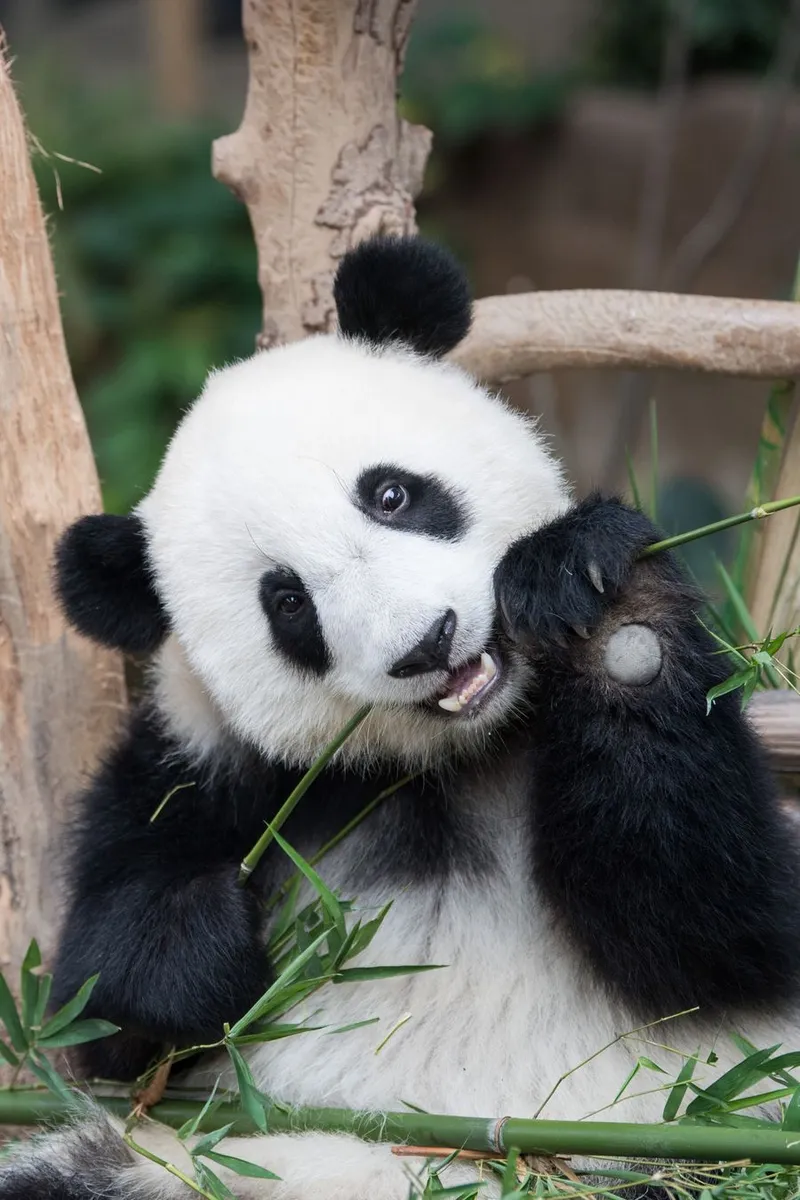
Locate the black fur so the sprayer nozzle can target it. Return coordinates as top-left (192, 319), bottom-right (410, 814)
top-left (355, 464), bottom-right (468, 541)
top-left (389, 609), bottom-right (457, 678)
top-left (333, 235), bottom-right (472, 357)
top-left (259, 567), bottom-right (331, 676)
top-left (0, 1113), bottom-right (135, 1199)
top-left (496, 494), bottom-right (657, 648)
top-left (50, 709), bottom-right (488, 1081)
top-left (496, 494), bottom-right (800, 1014)
top-left (54, 514), bottom-right (168, 654)
top-left (0, 1162), bottom-right (114, 1200)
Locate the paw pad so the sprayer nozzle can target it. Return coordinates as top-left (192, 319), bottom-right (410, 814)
top-left (604, 624), bottom-right (662, 686)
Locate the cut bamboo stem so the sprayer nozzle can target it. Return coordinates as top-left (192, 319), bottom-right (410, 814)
top-left (2, 1092), bottom-right (800, 1165)
top-left (643, 494), bottom-right (800, 558)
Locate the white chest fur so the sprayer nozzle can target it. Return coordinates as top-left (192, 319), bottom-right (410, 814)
top-left (191, 767), bottom-right (800, 1127)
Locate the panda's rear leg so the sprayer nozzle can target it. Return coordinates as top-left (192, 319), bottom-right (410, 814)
top-left (0, 1114), bottom-right (458, 1200)
top-left (0, 1109), bottom-right (131, 1199)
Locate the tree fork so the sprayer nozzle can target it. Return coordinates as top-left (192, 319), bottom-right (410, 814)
top-left (212, 0), bottom-right (431, 348)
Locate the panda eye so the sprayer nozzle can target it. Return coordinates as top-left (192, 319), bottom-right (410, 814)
top-left (276, 591), bottom-right (306, 617)
top-left (380, 483), bottom-right (410, 515)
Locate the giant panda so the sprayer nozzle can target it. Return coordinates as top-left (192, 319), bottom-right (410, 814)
top-left (3, 234), bottom-right (800, 1200)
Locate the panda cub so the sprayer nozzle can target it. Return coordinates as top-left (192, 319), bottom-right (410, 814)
top-left (4, 235), bottom-right (800, 1200)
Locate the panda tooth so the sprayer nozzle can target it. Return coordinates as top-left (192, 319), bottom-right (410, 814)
top-left (480, 652), bottom-right (497, 679)
top-left (438, 695), bottom-right (465, 713)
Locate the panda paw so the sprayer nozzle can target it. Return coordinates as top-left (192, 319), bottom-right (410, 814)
top-left (494, 494), bottom-right (660, 651)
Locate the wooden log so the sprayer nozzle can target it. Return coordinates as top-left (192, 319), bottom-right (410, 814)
top-left (749, 690), bottom-right (800, 775)
top-left (0, 40), bottom-right (125, 969)
top-left (452, 291), bottom-right (800, 385)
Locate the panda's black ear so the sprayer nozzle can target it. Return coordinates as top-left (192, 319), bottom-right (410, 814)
top-left (333, 235), bottom-right (472, 358)
top-left (54, 514), bottom-right (169, 654)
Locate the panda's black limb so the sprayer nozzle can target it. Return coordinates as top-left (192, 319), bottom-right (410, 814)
top-left (496, 493), bottom-right (800, 1015)
top-left (48, 705), bottom-right (474, 1080)
top-left (0, 1111), bottom-right (133, 1200)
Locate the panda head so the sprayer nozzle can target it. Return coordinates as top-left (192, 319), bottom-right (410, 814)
top-left (56, 237), bottom-right (569, 771)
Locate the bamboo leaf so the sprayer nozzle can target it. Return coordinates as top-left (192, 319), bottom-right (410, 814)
top-left (0, 1039), bottom-right (19, 1068)
top-left (501, 1148), bottom-right (519, 1194)
top-left (20, 941), bottom-right (41, 1034)
top-left (228, 930), bottom-right (332, 1036)
top-left (0, 972), bottom-right (26, 1052)
top-left (685, 1045), bottom-right (781, 1115)
top-left (267, 877), bottom-right (301, 948)
top-left (200, 1151), bottom-right (280, 1180)
top-left (613, 1056), bottom-right (666, 1104)
top-left (340, 903), bottom-right (393, 963)
top-left (37, 1018), bottom-right (120, 1048)
top-left (706, 666), bottom-right (757, 714)
top-left (225, 1043), bottom-right (268, 1132)
top-left (782, 1083), bottom-right (800, 1130)
top-left (178, 1079), bottom-right (223, 1142)
top-left (334, 964), bottom-right (445, 983)
top-left (31, 971), bottom-right (52, 1033)
top-left (28, 1052), bottom-right (74, 1102)
top-left (39, 975), bottom-right (99, 1039)
top-left (271, 830), bottom-right (346, 942)
top-left (325, 1017), bottom-right (380, 1035)
top-left (230, 1024), bottom-right (323, 1046)
top-left (240, 978), bottom-right (334, 1025)
top-left (190, 1122), bottom-right (236, 1157)
top-left (662, 1051), bottom-right (699, 1123)
top-left (194, 1160), bottom-right (237, 1200)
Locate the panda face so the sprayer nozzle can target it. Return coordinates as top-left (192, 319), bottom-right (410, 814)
top-left (139, 336), bottom-right (569, 770)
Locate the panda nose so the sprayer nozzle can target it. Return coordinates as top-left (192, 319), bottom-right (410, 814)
top-left (388, 609), bottom-right (457, 679)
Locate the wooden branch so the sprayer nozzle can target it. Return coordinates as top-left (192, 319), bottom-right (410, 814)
top-left (749, 691), bottom-right (800, 775)
top-left (212, 0), bottom-right (430, 347)
top-left (0, 40), bottom-right (125, 969)
top-left (452, 291), bottom-right (800, 385)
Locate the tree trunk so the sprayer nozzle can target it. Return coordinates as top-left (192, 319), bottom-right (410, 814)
top-left (212, 0), bottom-right (431, 347)
top-left (0, 40), bottom-right (125, 971)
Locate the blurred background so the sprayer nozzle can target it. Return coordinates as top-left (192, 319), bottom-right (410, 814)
top-left (1, 0), bottom-right (799, 588)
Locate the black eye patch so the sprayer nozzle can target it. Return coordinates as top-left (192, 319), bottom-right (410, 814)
top-left (354, 464), bottom-right (468, 542)
top-left (258, 568), bottom-right (331, 677)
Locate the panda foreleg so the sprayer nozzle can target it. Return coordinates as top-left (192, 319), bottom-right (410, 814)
top-left (494, 493), bottom-right (800, 1016)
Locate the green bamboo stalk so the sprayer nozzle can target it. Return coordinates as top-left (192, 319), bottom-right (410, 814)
top-left (237, 704), bottom-right (372, 884)
top-left (2, 1092), bottom-right (800, 1165)
top-left (642, 494), bottom-right (800, 559)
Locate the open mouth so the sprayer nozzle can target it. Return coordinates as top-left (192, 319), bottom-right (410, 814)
top-left (432, 648), bottom-right (503, 717)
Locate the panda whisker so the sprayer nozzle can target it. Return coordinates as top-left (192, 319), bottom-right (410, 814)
top-left (243, 521), bottom-right (276, 563)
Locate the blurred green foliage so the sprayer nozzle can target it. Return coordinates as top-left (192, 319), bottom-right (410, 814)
top-left (400, 15), bottom-right (570, 146)
top-left (593, 0), bottom-right (786, 89)
top-left (23, 70), bottom-right (260, 513)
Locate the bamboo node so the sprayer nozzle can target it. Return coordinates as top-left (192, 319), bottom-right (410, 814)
top-left (491, 1114), bottom-right (510, 1154)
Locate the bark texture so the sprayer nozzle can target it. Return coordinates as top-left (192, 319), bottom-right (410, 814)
top-left (452, 290), bottom-right (800, 384)
top-left (213, 0), bottom-right (430, 347)
top-left (0, 43), bottom-right (125, 969)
